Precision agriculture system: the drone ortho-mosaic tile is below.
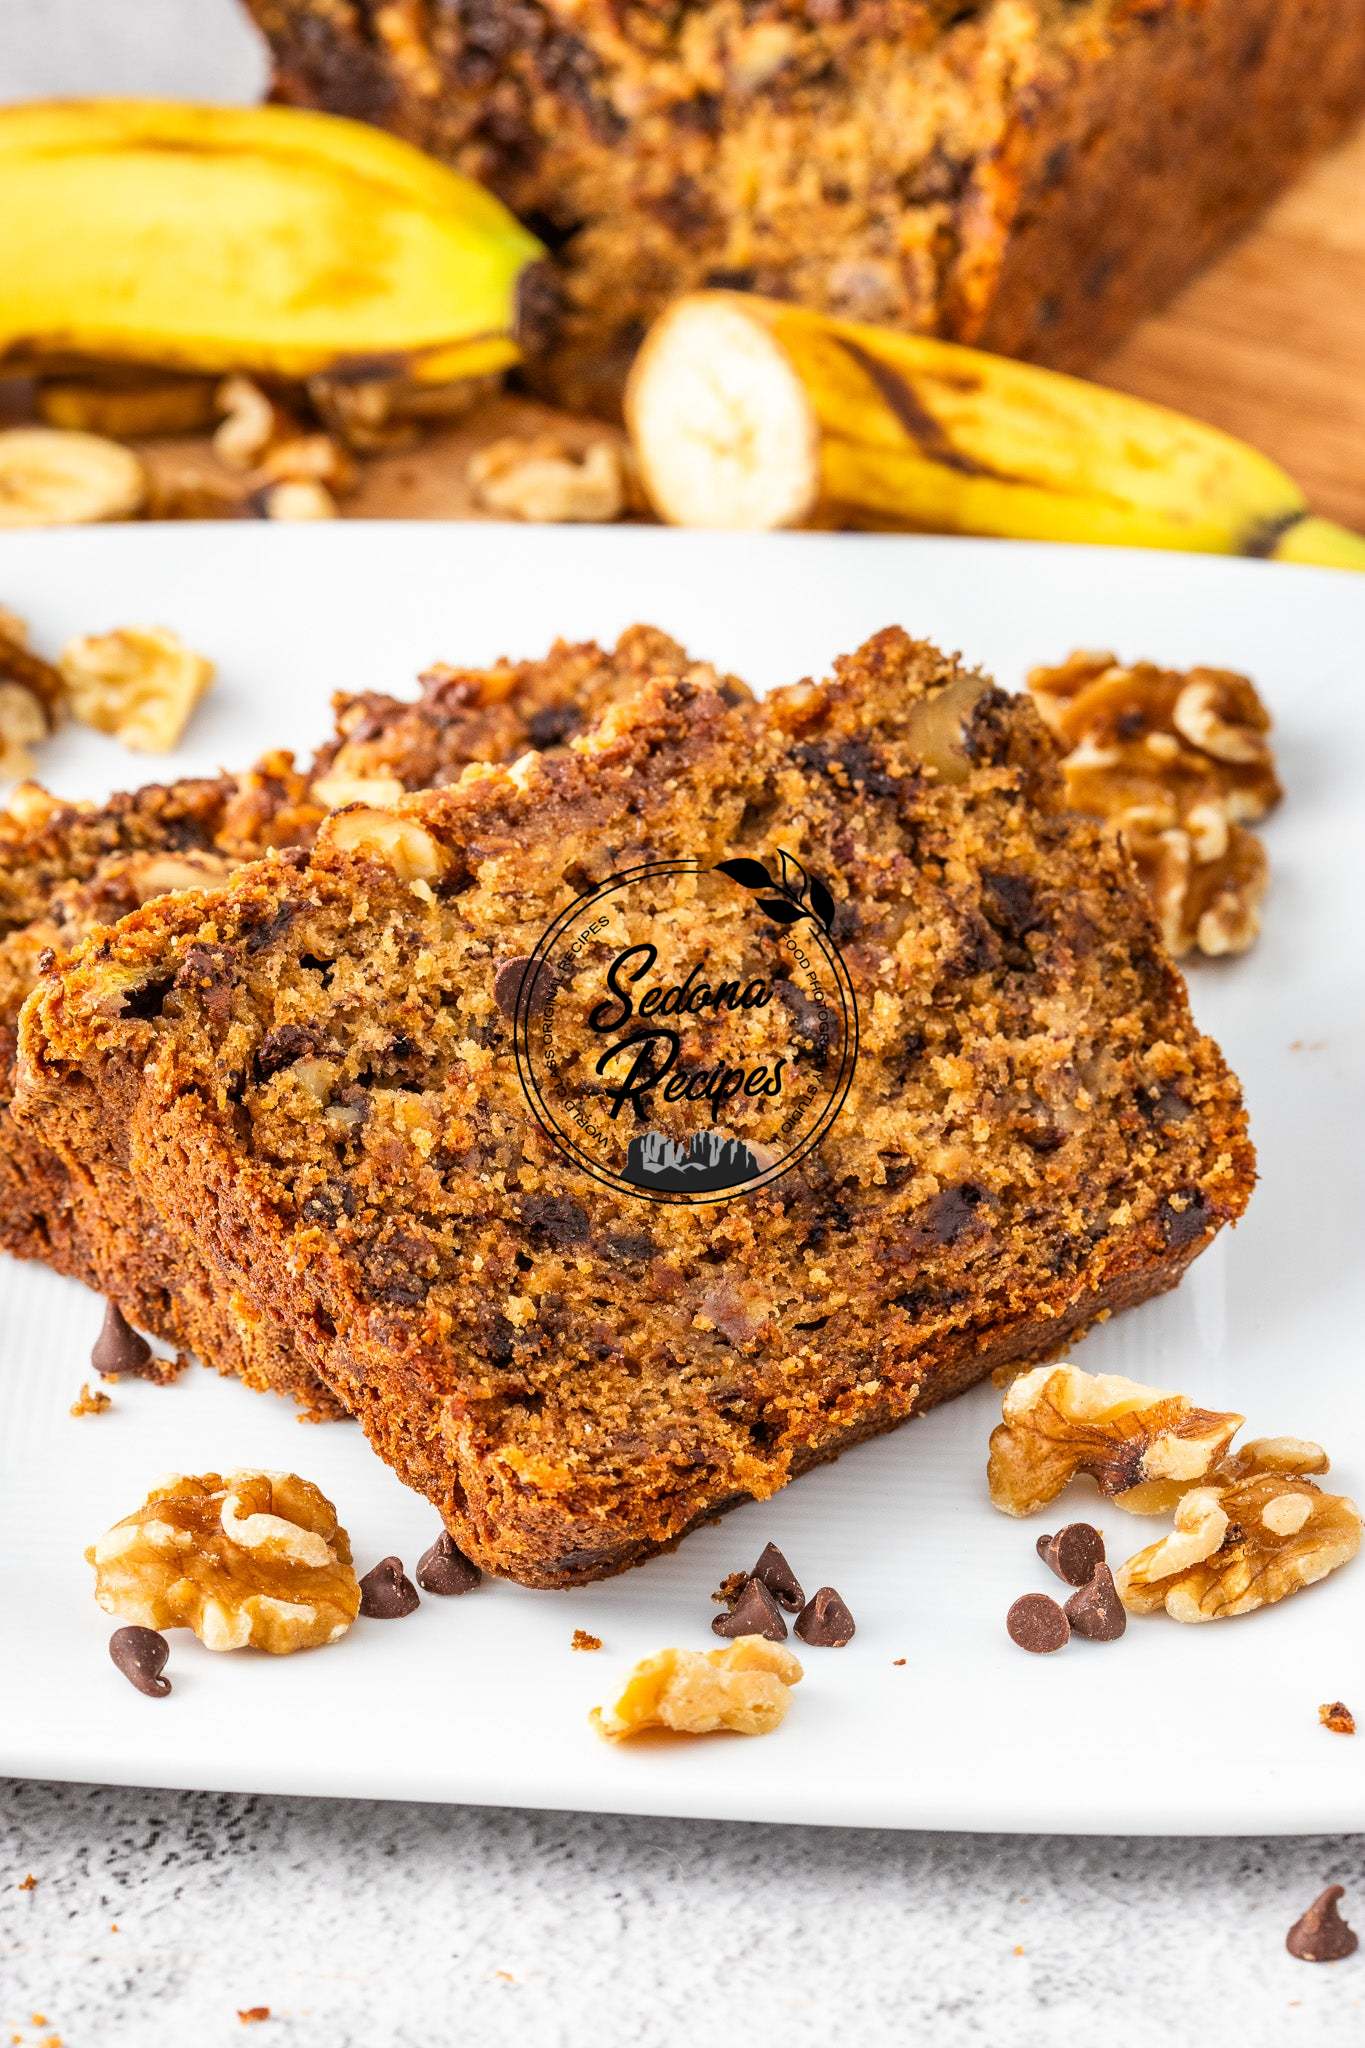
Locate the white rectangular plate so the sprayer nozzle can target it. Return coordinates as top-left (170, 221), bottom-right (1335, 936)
top-left (1, 524), bottom-right (1362, 1833)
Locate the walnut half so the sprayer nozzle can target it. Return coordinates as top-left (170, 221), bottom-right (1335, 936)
top-left (1026, 652), bottom-right (1281, 960)
top-left (1115, 1448), bottom-right (1361, 1622)
top-left (591, 1637), bottom-right (803, 1740)
top-left (88, 1470), bottom-right (361, 1653)
top-left (59, 626), bottom-right (214, 753)
top-left (467, 436), bottom-right (628, 524)
top-left (988, 1363), bottom-right (1243, 1518)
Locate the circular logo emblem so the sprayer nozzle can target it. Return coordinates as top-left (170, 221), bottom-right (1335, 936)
top-left (512, 852), bottom-right (858, 1204)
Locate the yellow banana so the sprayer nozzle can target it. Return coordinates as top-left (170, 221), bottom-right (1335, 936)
top-left (627, 293), bottom-right (1365, 570)
top-left (0, 101), bottom-right (545, 386)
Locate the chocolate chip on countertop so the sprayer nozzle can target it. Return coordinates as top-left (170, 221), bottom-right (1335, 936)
top-left (359, 1556), bottom-right (420, 1619)
top-left (751, 1541), bottom-right (804, 1612)
top-left (1006, 1592), bottom-right (1070, 1654)
top-left (794, 1586), bottom-right (856, 1647)
top-left (109, 1625), bottom-right (171, 1698)
top-left (1063, 1564), bottom-right (1127, 1642)
top-left (415, 1530), bottom-right (482, 1596)
top-left (91, 1301), bottom-right (153, 1378)
top-left (1037, 1523), bottom-right (1106, 1587)
top-left (711, 1575), bottom-right (787, 1641)
top-left (1287, 1886), bottom-right (1359, 1962)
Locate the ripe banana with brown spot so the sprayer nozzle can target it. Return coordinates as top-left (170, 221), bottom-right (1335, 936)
top-left (0, 100), bottom-right (545, 387)
top-left (626, 293), bottom-right (1365, 570)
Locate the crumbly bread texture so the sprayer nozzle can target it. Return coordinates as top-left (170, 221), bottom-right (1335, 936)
top-left (0, 627), bottom-right (721, 1400)
top-left (20, 629), bottom-right (1254, 1582)
top-left (243, 0), bottom-right (1365, 411)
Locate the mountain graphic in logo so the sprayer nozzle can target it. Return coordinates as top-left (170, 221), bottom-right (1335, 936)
top-left (623, 1128), bottom-right (762, 1194)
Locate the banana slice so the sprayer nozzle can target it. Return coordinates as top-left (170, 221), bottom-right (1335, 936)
top-left (0, 428), bottom-right (146, 527)
top-left (626, 295), bottom-right (820, 531)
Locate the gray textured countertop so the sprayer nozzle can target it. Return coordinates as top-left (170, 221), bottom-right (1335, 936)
top-left (5, 1780), bottom-right (1365, 2047)
top-left (3, 9), bottom-right (1364, 2044)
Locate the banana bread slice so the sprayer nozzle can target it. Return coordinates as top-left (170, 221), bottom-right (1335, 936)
top-left (243, 0), bottom-right (1365, 411)
top-left (19, 630), bottom-right (1254, 1580)
top-left (1, 627), bottom-right (724, 1406)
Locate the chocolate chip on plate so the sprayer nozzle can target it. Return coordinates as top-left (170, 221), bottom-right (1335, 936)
top-left (1064, 1564), bottom-right (1127, 1642)
top-left (92, 1301), bottom-right (153, 1378)
top-left (794, 1586), bottom-right (856, 1647)
top-left (1006, 1592), bottom-right (1070, 1654)
top-left (1287, 1886), bottom-right (1359, 1962)
top-left (712, 1575), bottom-right (787, 1641)
top-left (1036, 1523), bottom-right (1106, 1587)
top-left (751, 1541), bottom-right (804, 1613)
top-left (359, 1556), bottom-right (420, 1619)
top-left (109, 1625), bottom-right (171, 1697)
top-left (415, 1530), bottom-right (482, 1595)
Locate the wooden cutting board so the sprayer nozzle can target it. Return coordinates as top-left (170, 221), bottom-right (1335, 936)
top-left (84, 118), bottom-right (1365, 537)
top-left (1101, 124), bottom-right (1365, 534)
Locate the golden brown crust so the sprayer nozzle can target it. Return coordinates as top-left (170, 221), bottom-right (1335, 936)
top-left (20, 628), bottom-right (1255, 1583)
top-left (242, 0), bottom-right (1365, 408)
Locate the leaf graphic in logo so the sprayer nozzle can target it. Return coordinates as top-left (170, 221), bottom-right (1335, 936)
top-left (714, 857), bottom-right (775, 892)
top-left (777, 849), bottom-right (810, 904)
top-left (756, 896), bottom-right (808, 926)
top-left (716, 849), bottom-right (838, 933)
top-left (807, 874), bottom-right (836, 932)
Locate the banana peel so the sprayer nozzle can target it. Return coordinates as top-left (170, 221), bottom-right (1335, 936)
top-left (0, 100), bottom-right (544, 386)
top-left (627, 293), bottom-right (1365, 570)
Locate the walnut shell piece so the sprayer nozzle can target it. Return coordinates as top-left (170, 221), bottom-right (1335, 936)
top-left (1026, 652), bottom-right (1281, 960)
top-left (87, 1470), bottom-right (361, 1653)
top-left (1115, 1470), bottom-right (1362, 1623)
top-left (59, 626), bottom-right (215, 753)
top-left (0, 680), bottom-right (48, 783)
top-left (591, 1637), bottom-right (803, 1740)
top-left (467, 435), bottom-right (628, 523)
top-left (1025, 653), bottom-right (1281, 829)
top-left (987, 1364), bottom-right (1244, 1518)
top-left (321, 804), bottom-right (449, 882)
top-left (1120, 814), bottom-right (1268, 960)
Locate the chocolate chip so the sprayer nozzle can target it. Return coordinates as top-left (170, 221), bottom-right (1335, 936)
top-left (915, 1184), bottom-right (986, 1247)
top-left (1287, 1886), bottom-right (1359, 1962)
top-left (493, 954), bottom-right (549, 1022)
top-left (1036, 1523), bottom-right (1106, 1587)
top-left (1006, 1592), bottom-right (1070, 1654)
top-left (254, 1023), bottom-right (320, 1081)
top-left (415, 1530), bottom-right (482, 1595)
top-left (358, 1556), bottom-right (420, 1619)
top-left (526, 704), bottom-right (583, 749)
top-left (1158, 1187), bottom-right (1212, 1249)
top-left (1063, 1564), bottom-right (1127, 1642)
top-left (794, 1585), bottom-right (856, 1647)
top-left (522, 1193), bottom-right (590, 1247)
top-left (711, 1575), bottom-right (787, 1641)
top-left (751, 1541), bottom-right (804, 1612)
top-left (109, 1625), bottom-right (170, 1698)
top-left (91, 1301), bottom-right (153, 1379)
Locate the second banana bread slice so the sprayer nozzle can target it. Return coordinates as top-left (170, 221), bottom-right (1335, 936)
top-left (20, 629), bottom-right (1254, 1578)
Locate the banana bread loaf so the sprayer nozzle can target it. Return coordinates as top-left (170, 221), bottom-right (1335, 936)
top-left (1, 626), bottom-right (727, 1407)
top-left (241, 0), bottom-right (1365, 411)
top-left (20, 629), bottom-right (1254, 1582)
